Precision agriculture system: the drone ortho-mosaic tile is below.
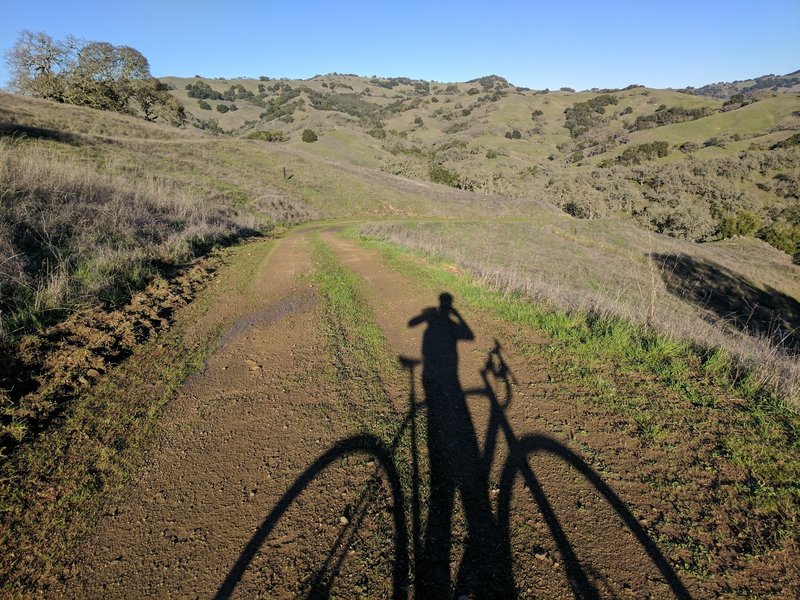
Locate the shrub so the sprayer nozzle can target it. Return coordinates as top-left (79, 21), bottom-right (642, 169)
top-left (302, 128), bottom-right (318, 143)
top-left (216, 104), bottom-right (229, 113)
top-left (719, 211), bottom-right (763, 239)
top-left (486, 149), bottom-right (498, 159)
top-left (771, 132), bottom-right (800, 150)
top-left (198, 100), bottom-right (211, 110)
top-left (616, 140), bottom-right (669, 165)
top-left (722, 93), bottom-right (755, 111)
top-left (759, 223), bottom-right (800, 255)
top-left (531, 110), bottom-right (544, 119)
top-left (414, 116), bottom-right (424, 126)
top-left (444, 121), bottom-right (468, 134)
top-left (429, 163), bottom-right (459, 187)
top-left (705, 136), bottom-right (728, 148)
top-left (679, 141), bottom-right (699, 153)
top-left (563, 200), bottom-right (590, 218)
top-left (632, 105), bottom-right (715, 130)
top-left (245, 130), bottom-right (286, 142)
top-left (563, 94), bottom-right (618, 138)
top-left (186, 80), bottom-right (224, 100)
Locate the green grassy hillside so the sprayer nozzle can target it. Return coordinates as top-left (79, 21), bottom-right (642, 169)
top-left (161, 73), bottom-right (799, 253)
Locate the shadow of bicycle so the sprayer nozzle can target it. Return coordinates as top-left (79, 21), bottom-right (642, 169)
top-left (215, 294), bottom-right (690, 599)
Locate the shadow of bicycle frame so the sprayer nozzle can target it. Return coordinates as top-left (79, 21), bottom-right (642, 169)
top-left (215, 340), bottom-right (690, 599)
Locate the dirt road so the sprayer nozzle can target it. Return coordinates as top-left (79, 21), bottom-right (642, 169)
top-left (56, 226), bottom-right (693, 598)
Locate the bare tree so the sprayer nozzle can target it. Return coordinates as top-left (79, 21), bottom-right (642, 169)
top-left (5, 30), bottom-right (79, 101)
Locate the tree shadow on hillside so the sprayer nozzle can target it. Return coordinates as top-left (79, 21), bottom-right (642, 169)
top-left (216, 293), bottom-right (690, 599)
top-left (653, 253), bottom-right (800, 350)
top-left (0, 122), bottom-right (83, 145)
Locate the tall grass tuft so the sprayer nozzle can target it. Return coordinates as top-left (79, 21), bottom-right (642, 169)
top-left (0, 138), bottom-right (255, 339)
top-left (361, 221), bottom-right (800, 405)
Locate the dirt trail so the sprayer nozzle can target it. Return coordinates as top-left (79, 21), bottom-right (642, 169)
top-left (55, 226), bottom-right (692, 598)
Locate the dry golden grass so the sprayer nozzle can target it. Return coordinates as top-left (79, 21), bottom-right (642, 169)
top-left (0, 137), bottom-right (256, 337)
top-left (0, 92), bottom-right (555, 339)
top-left (361, 219), bottom-right (800, 402)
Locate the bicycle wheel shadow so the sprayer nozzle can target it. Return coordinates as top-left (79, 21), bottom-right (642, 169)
top-left (215, 293), bottom-right (691, 599)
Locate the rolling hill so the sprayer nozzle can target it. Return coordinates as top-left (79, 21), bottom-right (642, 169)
top-left (162, 71), bottom-right (800, 248)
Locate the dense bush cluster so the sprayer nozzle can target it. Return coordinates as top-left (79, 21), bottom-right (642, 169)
top-left (444, 121), bottom-right (468, 134)
top-left (721, 93), bottom-right (756, 111)
top-left (258, 88), bottom-right (303, 122)
top-left (550, 147), bottom-right (800, 249)
top-left (428, 163), bottom-right (460, 187)
top-left (601, 141), bottom-right (669, 166)
top-left (631, 105), bottom-right (716, 130)
top-left (186, 80), bottom-right (224, 100)
top-left (563, 94), bottom-right (618, 138)
top-left (245, 130), bottom-right (286, 142)
top-left (307, 89), bottom-right (377, 118)
top-left (683, 70), bottom-right (800, 98)
top-left (772, 133), bottom-right (800, 150)
top-left (467, 75), bottom-right (510, 90)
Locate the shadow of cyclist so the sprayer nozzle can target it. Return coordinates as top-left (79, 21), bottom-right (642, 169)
top-left (409, 293), bottom-right (514, 597)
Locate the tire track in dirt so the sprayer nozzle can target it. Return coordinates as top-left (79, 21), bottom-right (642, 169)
top-left (54, 225), bottom-right (691, 598)
top-left (320, 229), bottom-right (690, 599)
top-left (53, 229), bottom-right (392, 597)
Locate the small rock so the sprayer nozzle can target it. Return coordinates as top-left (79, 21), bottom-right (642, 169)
top-left (534, 552), bottom-right (547, 561)
top-left (339, 516), bottom-right (350, 526)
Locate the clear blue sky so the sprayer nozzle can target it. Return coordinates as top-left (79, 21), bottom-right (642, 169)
top-left (1, 0), bottom-right (798, 90)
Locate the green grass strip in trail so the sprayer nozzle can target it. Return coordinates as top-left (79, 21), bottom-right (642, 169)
top-left (308, 231), bottom-right (414, 454)
top-left (357, 232), bottom-right (800, 581)
top-left (308, 232), bottom-right (426, 579)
